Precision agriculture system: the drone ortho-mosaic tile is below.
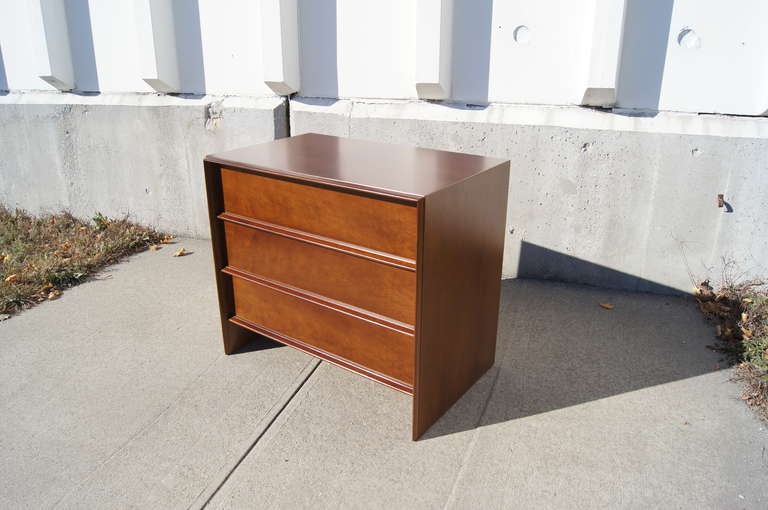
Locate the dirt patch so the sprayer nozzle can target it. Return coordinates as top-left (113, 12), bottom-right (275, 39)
top-left (696, 279), bottom-right (768, 420)
top-left (0, 208), bottom-right (170, 316)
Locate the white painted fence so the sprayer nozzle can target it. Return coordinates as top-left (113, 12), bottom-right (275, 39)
top-left (0, 0), bottom-right (765, 115)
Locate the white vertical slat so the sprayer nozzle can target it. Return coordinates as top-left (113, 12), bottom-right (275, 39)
top-left (415, 0), bottom-right (453, 99)
top-left (582, 0), bottom-right (626, 107)
top-left (261, 0), bottom-right (299, 95)
top-left (38, 0), bottom-right (74, 90)
top-left (135, 0), bottom-right (180, 93)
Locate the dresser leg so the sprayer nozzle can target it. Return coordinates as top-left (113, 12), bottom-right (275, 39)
top-left (221, 321), bottom-right (260, 354)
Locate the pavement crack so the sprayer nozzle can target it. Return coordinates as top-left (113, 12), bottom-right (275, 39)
top-left (196, 359), bottom-right (321, 509)
top-left (442, 365), bottom-right (503, 510)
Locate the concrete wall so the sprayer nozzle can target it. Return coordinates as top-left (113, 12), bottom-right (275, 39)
top-left (0, 93), bottom-right (286, 236)
top-left (291, 99), bottom-right (768, 293)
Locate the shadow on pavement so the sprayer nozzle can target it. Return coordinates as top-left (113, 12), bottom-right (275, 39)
top-left (422, 278), bottom-right (718, 439)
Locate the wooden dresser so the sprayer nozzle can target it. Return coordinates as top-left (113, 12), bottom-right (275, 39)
top-left (204, 133), bottom-right (509, 439)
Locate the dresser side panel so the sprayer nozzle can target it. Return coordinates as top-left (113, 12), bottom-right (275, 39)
top-left (413, 162), bottom-right (510, 439)
top-left (204, 161), bottom-right (264, 354)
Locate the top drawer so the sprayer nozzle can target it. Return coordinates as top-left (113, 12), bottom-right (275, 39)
top-left (221, 169), bottom-right (417, 260)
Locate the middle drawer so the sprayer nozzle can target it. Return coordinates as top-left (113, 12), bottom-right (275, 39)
top-left (224, 220), bottom-right (416, 325)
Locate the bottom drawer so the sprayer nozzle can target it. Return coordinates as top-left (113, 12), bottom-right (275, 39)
top-left (231, 275), bottom-right (415, 386)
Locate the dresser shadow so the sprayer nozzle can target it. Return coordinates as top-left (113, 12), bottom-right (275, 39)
top-left (420, 276), bottom-right (718, 440)
top-left (228, 334), bottom-right (284, 354)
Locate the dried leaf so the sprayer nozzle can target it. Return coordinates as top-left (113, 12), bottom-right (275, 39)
top-left (741, 312), bottom-right (749, 322)
top-left (172, 247), bottom-right (186, 257)
top-left (4, 274), bottom-right (19, 283)
top-left (599, 302), bottom-right (614, 310)
top-left (148, 244), bottom-right (161, 251)
top-left (47, 290), bottom-right (61, 300)
top-left (160, 235), bottom-right (174, 244)
top-left (41, 283), bottom-right (53, 292)
top-left (742, 297), bottom-right (753, 304)
top-left (699, 300), bottom-right (720, 314)
top-left (740, 327), bottom-right (753, 338)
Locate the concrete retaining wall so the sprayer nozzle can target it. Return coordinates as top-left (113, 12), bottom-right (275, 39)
top-left (291, 98), bottom-right (768, 293)
top-left (0, 93), bottom-right (286, 237)
top-left (1, 93), bottom-right (765, 293)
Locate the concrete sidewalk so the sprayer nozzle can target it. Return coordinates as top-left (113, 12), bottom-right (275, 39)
top-left (1, 239), bottom-right (766, 509)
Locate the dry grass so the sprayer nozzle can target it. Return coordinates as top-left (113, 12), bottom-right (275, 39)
top-left (0, 208), bottom-right (168, 316)
top-left (696, 277), bottom-right (768, 420)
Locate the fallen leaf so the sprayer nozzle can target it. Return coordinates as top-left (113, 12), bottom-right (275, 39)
top-left (47, 290), bottom-right (61, 300)
top-left (0, 314), bottom-right (10, 321)
top-left (148, 244), bottom-right (161, 251)
top-left (599, 302), bottom-right (614, 310)
top-left (41, 283), bottom-right (53, 292)
top-left (742, 297), bottom-right (753, 304)
top-left (740, 327), bottom-right (753, 338)
top-left (160, 235), bottom-right (174, 244)
top-left (698, 300), bottom-right (720, 314)
top-left (4, 274), bottom-right (19, 283)
top-left (172, 247), bottom-right (186, 257)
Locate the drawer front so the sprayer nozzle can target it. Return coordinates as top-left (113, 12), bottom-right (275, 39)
top-left (232, 276), bottom-right (414, 386)
top-left (224, 221), bottom-right (416, 325)
top-left (221, 168), bottom-right (417, 260)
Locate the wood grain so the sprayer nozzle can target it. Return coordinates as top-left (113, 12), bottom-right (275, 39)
top-left (224, 220), bottom-right (416, 324)
top-left (412, 161), bottom-right (510, 439)
top-left (221, 168), bottom-right (418, 259)
top-left (231, 316), bottom-right (413, 394)
top-left (219, 212), bottom-right (415, 270)
top-left (231, 272), bottom-right (415, 386)
top-left (223, 266), bottom-right (413, 335)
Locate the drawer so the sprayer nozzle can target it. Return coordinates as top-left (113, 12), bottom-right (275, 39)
top-left (224, 221), bottom-right (416, 325)
top-left (231, 275), bottom-right (414, 386)
top-left (221, 168), bottom-right (417, 260)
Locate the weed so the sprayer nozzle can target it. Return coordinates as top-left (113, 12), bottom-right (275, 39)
top-left (696, 276), bottom-right (768, 420)
top-left (0, 208), bottom-right (166, 315)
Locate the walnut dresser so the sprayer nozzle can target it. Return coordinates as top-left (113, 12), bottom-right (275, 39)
top-left (204, 133), bottom-right (509, 439)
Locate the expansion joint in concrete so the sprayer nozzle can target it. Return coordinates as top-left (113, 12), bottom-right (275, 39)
top-left (196, 359), bottom-right (321, 509)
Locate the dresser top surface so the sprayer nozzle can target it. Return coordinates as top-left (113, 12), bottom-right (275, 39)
top-left (205, 133), bottom-right (508, 200)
